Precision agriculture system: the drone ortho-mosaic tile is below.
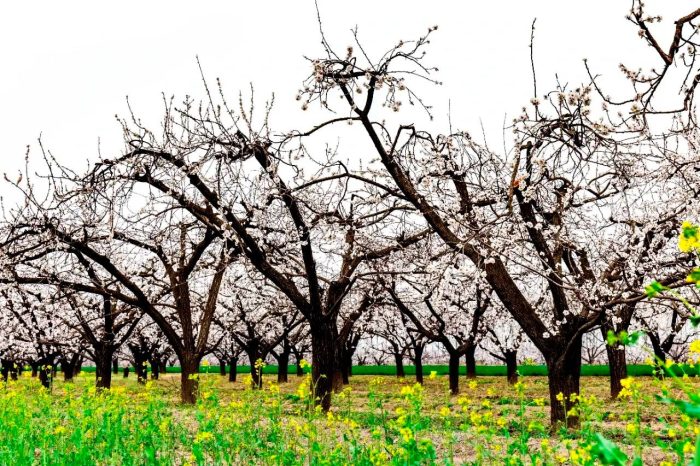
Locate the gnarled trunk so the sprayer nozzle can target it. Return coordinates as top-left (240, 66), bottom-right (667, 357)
top-left (150, 360), bottom-right (160, 380)
top-left (95, 351), bottom-right (113, 389)
top-left (277, 351), bottom-right (289, 383)
top-left (310, 318), bottom-right (340, 411)
top-left (228, 357), bottom-right (238, 382)
top-left (448, 352), bottom-right (460, 395)
top-left (606, 343), bottom-right (627, 398)
top-left (465, 345), bottom-right (477, 379)
top-left (95, 345), bottom-right (115, 389)
top-left (39, 365), bottom-right (52, 389)
top-left (649, 338), bottom-right (667, 380)
top-left (413, 345), bottom-right (424, 384)
top-left (180, 357), bottom-right (200, 404)
top-left (246, 350), bottom-right (263, 389)
top-left (505, 350), bottom-right (518, 385)
top-left (546, 337), bottom-right (582, 428)
top-left (601, 323), bottom-right (628, 398)
top-left (394, 352), bottom-right (405, 378)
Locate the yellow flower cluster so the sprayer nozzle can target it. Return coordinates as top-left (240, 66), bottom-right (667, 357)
top-left (679, 221), bottom-right (700, 253)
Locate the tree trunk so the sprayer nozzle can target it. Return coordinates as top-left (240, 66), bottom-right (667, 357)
top-left (247, 351), bottom-right (263, 389)
top-left (448, 352), bottom-right (460, 395)
top-left (180, 358), bottom-right (199, 404)
top-left (0, 360), bottom-right (15, 382)
top-left (218, 359), bottom-right (227, 376)
top-left (465, 345), bottom-right (477, 379)
top-left (310, 318), bottom-right (340, 411)
top-left (95, 352), bottom-right (113, 389)
top-left (112, 358), bottom-right (119, 374)
top-left (341, 359), bottom-right (350, 384)
top-left (296, 359), bottom-right (304, 376)
top-left (505, 350), bottom-right (518, 385)
top-left (62, 361), bottom-right (75, 382)
top-left (151, 360), bottom-right (160, 380)
top-left (94, 345), bottom-right (115, 389)
top-left (39, 365), bottom-right (52, 389)
top-left (123, 366), bottom-right (129, 378)
top-left (228, 357), bottom-right (237, 382)
top-left (650, 339), bottom-right (666, 380)
top-left (605, 343), bottom-right (627, 398)
top-left (277, 351), bottom-right (289, 383)
top-left (546, 337), bottom-right (582, 428)
top-left (394, 352), bottom-right (405, 378)
top-left (601, 323), bottom-right (628, 398)
top-left (413, 345), bottom-right (424, 384)
top-left (31, 363), bottom-right (38, 378)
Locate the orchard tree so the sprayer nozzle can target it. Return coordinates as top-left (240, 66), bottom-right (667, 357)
top-left (302, 16), bottom-right (699, 425)
top-left (79, 89), bottom-right (428, 410)
top-left (0, 159), bottom-right (240, 403)
top-left (382, 247), bottom-right (491, 394)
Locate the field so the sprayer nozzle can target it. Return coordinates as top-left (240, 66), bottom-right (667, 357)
top-left (1, 371), bottom-right (699, 465)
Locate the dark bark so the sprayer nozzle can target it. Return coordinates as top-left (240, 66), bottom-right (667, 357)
top-left (546, 337), bottom-right (582, 428)
top-left (93, 344), bottom-right (116, 389)
top-left (601, 322), bottom-right (629, 398)
top-left (413, 345), bottom-right (424, 384)
top-left (128, 343), bottom-right (149, 385)
top-left (394, 352), bottom-right (405, 378)
top-left (180, 357), bottom-right (200, 405)
top-left (95, 353), bottom-right (112, 389)
top-left (218, 359), bottom-right (227, 376)
top-left (39, 365), bottom-right (52, 389)
top-left (277, 351), bottom-right (289, 383)
top-left (228, 357), bottom-right (238, 382)
top-left (652, 343), bottom-right (667, 380)
top-left (246, 349), bottom-right (263, 389)
top-left (310, 318), bottom-right (340, 411)
top-left (62, 361), bottom-right (76, 382)
top-left (0, 359), bottom-right (18, 382)
top-left (123, 366), bottom-right (130, 378)
top-left (465, 345), bottom-right (477, 379)
top-left (150, 360), bottom-right (160, 380)
top-left (112, 358), bottom-right (119, 374)
top-left (448, 352), bottom-right (460, 395)
top-left (135, 361), bottom-right (148, 384)
top-left (605, 344), bottom-right (627, 398)
top-left (505, 350), bottom-right (518, 385)
top-left (341, 359), bottom-right (351, 384)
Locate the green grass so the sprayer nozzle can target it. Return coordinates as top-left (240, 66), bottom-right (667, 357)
top-left (74, 363), bottom-right (693, 377)
top-left (2, 372), bottom-right (700, 464)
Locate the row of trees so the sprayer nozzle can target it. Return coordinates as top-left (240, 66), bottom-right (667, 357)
top-left (1, 1), bottom-right (699, 427)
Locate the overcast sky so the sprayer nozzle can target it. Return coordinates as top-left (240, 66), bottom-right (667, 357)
top-left (0, 1), bottom-right (692, 197)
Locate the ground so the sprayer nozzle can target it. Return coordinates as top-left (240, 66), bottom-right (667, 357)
top-left (0, 371), bottom-right (697, 465)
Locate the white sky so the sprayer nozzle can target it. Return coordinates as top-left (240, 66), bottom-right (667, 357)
top-left (0, 0), bottom-right (694, 201)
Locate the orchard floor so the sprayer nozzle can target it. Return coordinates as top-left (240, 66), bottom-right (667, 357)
top-left (0, 371), bottom-right (698, 465)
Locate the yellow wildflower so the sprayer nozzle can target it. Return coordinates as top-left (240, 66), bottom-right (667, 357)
top-left (679, 221), bottom-right (700, 252)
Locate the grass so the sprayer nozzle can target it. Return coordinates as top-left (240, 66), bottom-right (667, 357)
top-left (1, 371), bottom-right (699, 464)
top-left (82, 363), bottom-right (690, 377)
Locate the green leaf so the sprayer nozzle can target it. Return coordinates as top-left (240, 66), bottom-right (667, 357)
top-left (692, 314), bottom-right (700, 328)
top-left (591, 433), bottom-right (628, 466)
top-left (644, 280), bottom-right (668, 298)
top-left (606, 330), bottom-right (618, 347)
top-left (688, 268), bottom-right (700, 284)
